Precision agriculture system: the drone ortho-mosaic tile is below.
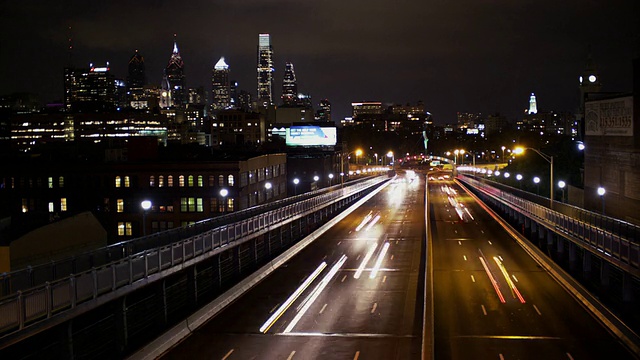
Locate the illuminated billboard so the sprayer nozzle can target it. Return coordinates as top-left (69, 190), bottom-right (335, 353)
top-left (285, 126), bottom-right (337, 146)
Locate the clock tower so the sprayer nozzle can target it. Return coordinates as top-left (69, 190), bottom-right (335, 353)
top-left (579, 51), bottom-right (602, 111)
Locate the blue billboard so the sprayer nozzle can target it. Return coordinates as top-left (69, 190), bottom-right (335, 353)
top-left (285, 126), bottom-right (337, 146)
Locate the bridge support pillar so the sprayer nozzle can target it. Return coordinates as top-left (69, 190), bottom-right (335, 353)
top-left (557, 237), bottom-right (565, 255)
top-left (623, 272), bottom-right (634, 302)
top-left (526, 218), bottom-right (533, 238)
top-left (187, 265), bottom-right (197, 308)
top-left (568, 241), bottom-right (577, 270)
top-left (583, 251), bottom-right (592, 275)
top-left (157, 279), bottom-right (168, 326)
top-left (601, 261), bottom-right (610, 287)
top-left (115, 296), bottom-right (128, 353)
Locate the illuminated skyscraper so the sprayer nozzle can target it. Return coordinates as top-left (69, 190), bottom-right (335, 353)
top-left (528, 93), bottom-right (538, 114)
top-left (316, 99), bottom-right (332, 122)
top-left (212, 57), bottom-right (231, 110)
top-left (257, 34), bottom-right (274, 108)
top-left (282, 62), bottom-right (297, 105)
top-left (127, 50), bottom-right (146, 106)
top-left (163, 37), bottom-right (186, 108)
top-left (65, 63), bottom-right (117, 112)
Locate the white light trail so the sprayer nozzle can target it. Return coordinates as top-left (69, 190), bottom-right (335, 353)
top-left (354, 242), bottom-right (378, 279)
top-left (369, 242), bottom-right (390, 279)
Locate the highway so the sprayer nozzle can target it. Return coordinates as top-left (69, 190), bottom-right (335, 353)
top-left (430, 174), bottom-right (634, 359)
top-left (161, 171), bottom-right (425, 360)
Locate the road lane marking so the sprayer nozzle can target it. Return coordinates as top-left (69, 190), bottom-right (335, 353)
top-left (499, 354), bottom-right (504, 360)
top-left (319, 303), bottom-right (327, 314)
top-left (383, 275), bottom-right (387, 283)
top-left (354, 351), bottom-right (360, 360)
top-left (260, 262), bottom-right (327, 333)
top-left (371, 302), bottom-right (378, 313)
top-left (285, 255), bottom-right (348, 333)
top-left (498, 255), bottom-right (504, 261)
top-left (488, 240), bottom-right (492, 245)
top-left (481, 230), bottom-right (484, 234)
top-left (222, 349), bottom-right (234, 360)
top-left (341, 275), bottom-right (347, 282)
top-left (337, 241), bottom-right (342, 246)
top-left (356, 255), bottom-right (361, 261)
top-left (512, 275), bottom-right (519, 282)
top-left (287, 351), bottom-right (296, 360)
top-left (481, 305), bottom-right (487, 315)
top-left (269, 303), bottom-right (280, 313)
top-left (390, 254), bottom-right (394, 260)
top-left (471, 275), bottom-right (475, 282)
top-left (463, 255), bottom-right (467, 261)
top-left (396, 240), bottom-right (399, 244)
top-left (533, 304), bottom-right (542, 316)
top-left (454, 230), bottom-right (458, 234)
top-left (567, 353), bottom-right (574, 360)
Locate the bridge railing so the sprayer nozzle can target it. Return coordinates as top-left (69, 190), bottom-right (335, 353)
top-left (459, 175), bottom-right (640, 273)
top-left (0, 176), bottom-right (388, 339)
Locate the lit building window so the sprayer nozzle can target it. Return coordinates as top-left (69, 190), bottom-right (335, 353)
top-left (48, 202), bottom-right (54, 213)
top-left (61, 198), bottom-right (67, 211)
top-left (117, 199), bottom-right (124, 213)
top-left (198, 175), bottom-right (203, 187)
top-left (197, 198), bottom-right (203, 212)
top-left (21, 198), bottom-right (28, 213)
top-left (115, 176), bottom-right (121, 188)
top-left (168, 175), bottom-right (174, 187)
top-left (150, 176), bottom-right (155, 187)
top-left (124, 176), bottom-right (130, 188)
top-left (117, 222), bottom-right (132, 236)
top-left (209, 175), bottom-right (215, 187)
top-left (159, 175), bottom-right (164, 187)
top-left (228, 175), bottom-right (235, 186)
top-left (188, 175), bottom-right (194, 187)
top-left (210, 197), bottom-right (218, 212)
top-left (179, 175), bottom-right (185, 187)
top-left (59, 176), bottom-right (64, 188)
top-left (218, 175), bottom-right (225, 186)
top-left (227, 198), bottom-right (234, 212)
top-left (48, 177), bottom-right (53, 189)
top-left (126, 222), bottom-right (132, 235)
top-left (118, 222), bottom-right (125, 236)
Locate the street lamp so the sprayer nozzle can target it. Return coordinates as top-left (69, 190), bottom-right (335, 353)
top-left (265, 182), bottom-right (272, 201)
top-left (558, 180), bottom-right (566, 203)
top-left (514, 147), bottom-right (554, 209)
top-left (387, 151), bottom-right (394, 169)
top-left (501, 146), bottom-right (506, 162)
top-left (328, 173), bottom-right (334, 186)
top-left (516, 174), bottom-right (523, 189)
top-left (141, 200), bottom-right (152, 236)
top-left (355, 149), bottom-right (363, 165)
top-left (313, 175), bottom-right (320, 182)
top-left (533, 176), bottom-right (540, 195)
top-left (340, 149), bottom-right (363, 187)
top-left (220, 188), bottom-right (228, 212)
top-left (293, 178), bottom-right (299, 195)
top-left (597, 187), bottom-right (606, 215)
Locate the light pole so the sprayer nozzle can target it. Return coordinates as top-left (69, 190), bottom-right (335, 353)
top-left (340, 149), bottom-right (363, 187)
top-left (501, 146), bottom-right (506, 162)
top-left (313, 175), bottom-right (319, 184)
top-left (265, 182), bottom-right (272, 201)
top-left (597, 187), bottom-right (606, 215)
top-left (516, 174), bottom-right (523, 189)
top-left (454, 150), bottom-right (459, 165)
top-left (558, 180), bottom-right (566, 203)
top-left (293, 178), bottom-right (299, 195)
top-left (533, 176), bottom-right (540, 195)
top-left (141, 200), bottom-right (152, 236)
top-left (220, 188), bottom-right (228, 212)
top-left (328, 173), bottom-right (334, 186)
top-left (387, 151), bottom-right (394, 170)
top-left (515, 147), bottom-right (554, 209)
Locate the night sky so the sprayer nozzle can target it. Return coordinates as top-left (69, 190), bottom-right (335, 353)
top-left (1, 0), bottom-right (638, 123)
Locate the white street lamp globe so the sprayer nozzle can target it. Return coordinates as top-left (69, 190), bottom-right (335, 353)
top-left (265, 182), bottom-right (272, 190)
top-left (504, 172), bottom-right (510, 178)
top-left (219, 189), bottom-right (229, 197)
top-left (293, 178), bottom-right (300, 185)
top-left (313, 175), bottom-right (319, 182)
top-left (141, 200), bottom-right (152, 211)
top-left (533, 177), bottom-right (540, 184)
top-left (558, 180), bottom-right (566, 189)
top-left (597, 187), bottom-right (606, 196)
top-left (516, 174), bottom-right (523, 181)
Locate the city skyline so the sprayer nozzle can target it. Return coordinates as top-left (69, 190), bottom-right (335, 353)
top-left (0, 0), bottom-right (637, 123)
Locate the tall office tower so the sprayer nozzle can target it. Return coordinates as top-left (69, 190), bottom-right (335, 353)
top-left (237, 90), bottom-right (252, 111)
top-left (257, 34), bottom-right (274, 108)
top-left (528, 93), bottom-right (538, 114)
top-left (230, 80), bottom-right (238, 108)
top-left (127, 50), bottom-right (146, 107)
top-left (64, 67), bottom-right (78, 111)
top-left (65, 63), bottom-right (117, 112)
top-left (163, 37), bottom-right (186, 108)
top-left (316, 99), bottom-right (331, 122)
top-left (282, 62), bottom-right (298, 105)
top-left (212, 57), bottom-right (231, 110)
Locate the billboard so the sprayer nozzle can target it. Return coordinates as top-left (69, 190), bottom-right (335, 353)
top-left (286, 126), bottom-right (337, 146)
top-left (585, 96), bottom-right (633, 136)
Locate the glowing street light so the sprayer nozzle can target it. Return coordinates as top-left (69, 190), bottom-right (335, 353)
top-left (516, 174), bottom-right (523, 189)
top-left (533, 176), bottom-right (540, 195)
top-left (293, 178), bottom-right (300, 195)
top-left (515, 147), bottom-right (554, 209)
top-left (558, 180), bottom-right (566, 203)
top-left (597, 187), bottom-right (606, 215)
top-left (220, 188), bottom-right (229, 212)
top-left (328, 173), bottom-right (334, 186)
top-left (141, 200), bottom-right (152, 236)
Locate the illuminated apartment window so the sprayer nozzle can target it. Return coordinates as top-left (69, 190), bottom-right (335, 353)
top-left (197, 175), bottom-right (203, 187)
top-left (210, 198), bottom-right (218, 212)
top-left (124, 176), bottom-right (130, 188)
top-left (168, 175), bottom-right (174, 187)
top-left (59, 176), bottom-right (64, 188)
top-left (188, 175), bottom-right (194, 187)
top-left (218, 175), bottom-right (224, 186)
top-left (179, 175), bottom-right (185, 187)
top-left (196, 198), bottom-right (203, 212)
top-left (118, 222), bottom-right (125, 236)
top-left (48, 202), bottom-right (54, 213)
top-left (21, 198), bottom-right (28, 213)
top-left (209, 175), bottom-right (215, 187)
top-left (48, 177), bottom-right (53, 189)
top-left (228, 175), bottom-right (235, 186)
top-left (115, 176), bottom-right (122, 188)
top-left (61, 198), bottom-right (67, 211)
top-left (218, 200), bottom-right (224, 212)
top-left (159, 175), bottom-right (164, 187)
top-left (227, 198), bottom-right (234, 212)
top-left (117, 222), bottom-right (132, 236)
top-left (117, 199), bottom-right (124, 213)
top-left (150, 176), bottom-right (155, 187)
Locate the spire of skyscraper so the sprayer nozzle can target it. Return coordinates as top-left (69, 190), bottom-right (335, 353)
top-left (528, 93), bottom-right (537, 114)
top-left (257, 34), bottom-right (274, 108)
top-left (282, 62), bottom-right (298, 106)
top-left (212, 56), bottom-right (231, 110)
top-left (163, 35), bottom-right (186, 107)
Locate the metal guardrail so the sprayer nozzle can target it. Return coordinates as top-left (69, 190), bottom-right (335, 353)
top-left (0, 177), bottom-right (388, 339)
top-left (0, 177), bottom-right (376, 298)
top-left (459, 175), bottom-right (640, 274)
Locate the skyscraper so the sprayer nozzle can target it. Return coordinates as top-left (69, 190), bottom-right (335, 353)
top-left (127, 50), bottom-right (146, 107)
top-left (528, 93), bottom-right (538, 114)
top-left (282, 62), bottom-right (298, 106)
top-left (316, 99), bottom-right (332, 122)
top-left (212, 57), bottom-right (231, 110)
top-left (65, 63), bottom-right (117, 112)
top-left (257, 34), bottom-right (274, 108)
top-left (163, 37), bottom-right (186, 108)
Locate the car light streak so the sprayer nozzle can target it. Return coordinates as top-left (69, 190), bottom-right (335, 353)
top-left (356, 211), bottom-right (373, 232)
top-left (370, 242), bottom-right (390, 279)
top-left (364, 214), bottom-right (381, 231)
top-left (284, 255), bottom-right (348, 333)
top-left (259, 261), bottom-right (327, 333)
top-left (479, 255), bottom-right (506, 303)
top-left (354, 242), bottom-right (378, 279)
top-left (463, 207), bottom-right (475, 220)
top-left (494, 256), bottom-right (526, 303)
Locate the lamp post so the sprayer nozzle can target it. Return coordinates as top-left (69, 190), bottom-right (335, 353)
top-left (516, 174), bottom-right (523, 189)
top-left (141, 200), bottom-right (152, 236)
top-left (219, 188), bottom-right (228, 212)
top-left (514, 147), bottom-right (554, 209)
top-left (340, 149), bottom-right (363, 187)
top-left (597, 187), bottom-right (606, 215)
top-left (328, 173), bottom-right (334, 186)
top-left (501, 146), bottom-right (506, 162)
top-left (293, 178), bottom-right (299, 195)
top-left (264, 182), bottom-right (272, 201)
top-left (533, 176), bottom-right (540, 195)
top-left (387, 151), bottom-right (394, 170)
top-left (558, 180), bottom-right (566, 203)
